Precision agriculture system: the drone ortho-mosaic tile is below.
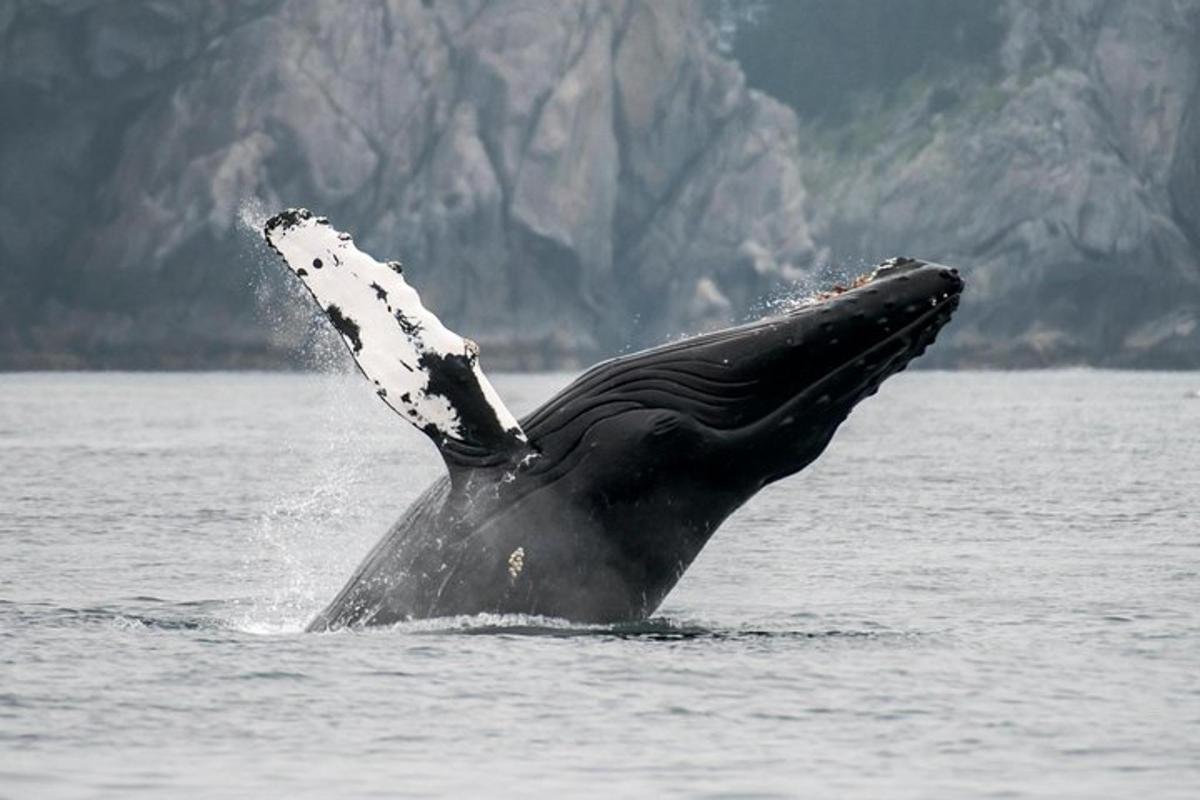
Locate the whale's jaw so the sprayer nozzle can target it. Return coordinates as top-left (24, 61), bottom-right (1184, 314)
top-left (519, 258), bottom-right (964, 494)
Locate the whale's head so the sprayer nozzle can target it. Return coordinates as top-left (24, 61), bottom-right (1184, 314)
top-left (519, 258), bottom-right (963, 522)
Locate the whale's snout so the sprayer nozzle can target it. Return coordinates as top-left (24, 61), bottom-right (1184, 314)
top-left (795, 258), bottom-right (962, 366)
top-left (658, 256), bottom-right (965, 487)
top-left (785, 257), bottom-right (962, 403)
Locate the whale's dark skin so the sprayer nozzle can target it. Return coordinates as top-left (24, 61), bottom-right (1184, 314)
top-left (300, 257), bottom-right (964, 630)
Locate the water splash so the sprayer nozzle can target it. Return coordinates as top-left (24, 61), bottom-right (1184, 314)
top-left (238, 196), bottom-right (352, 371)
top-left (230, 196), bottom-right (384, 634)
top-left (746, 257), bottom-right (883, 320)
top-left (229, 374), bottom-right (383, 634)
top-left (237, 196), bottom-right (269, 235)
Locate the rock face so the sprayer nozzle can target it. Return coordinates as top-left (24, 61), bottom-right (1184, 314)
top-left (0, 0), bottom-right (815, 368)
top-left (738, 0), bottom-right (1200, 367)
top-left (3, 0), bottom-right (1199, 369)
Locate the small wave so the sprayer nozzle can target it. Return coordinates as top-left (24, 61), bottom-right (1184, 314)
top-left (234, 670), bottom-right (313, 681)
top-left (304, 612), bottom-right (914, 642)
top-left (106, 613), bottom-right (220, 632)
top-left (8, 601), bottom-right (230, 633)
top-left (395, 614), bottom-right (713, 639)
top-left (12, 601), bottom-right (919, 643)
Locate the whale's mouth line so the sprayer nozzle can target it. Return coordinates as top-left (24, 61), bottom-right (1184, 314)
top-left (788, 289), bottom-right (962, 414)
top-left (758, 289), bottom-right (964, 431)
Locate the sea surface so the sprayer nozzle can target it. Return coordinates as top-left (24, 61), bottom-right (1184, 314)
top-left (2, 370), bottom-right (1198, 798)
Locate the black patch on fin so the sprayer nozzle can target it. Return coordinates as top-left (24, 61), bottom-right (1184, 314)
top-left (419, 351), bottom-right (528, 468)
top-left (370, 282), bottom-right (388, 301)
top-left (264, 208), bottom-right (313, 235)
top-left (326, 304), bottom-right (363, 353)
top-left (262, 208), bottom-right (314, 258)
top-left (395, 310), bottom-right (422, 337)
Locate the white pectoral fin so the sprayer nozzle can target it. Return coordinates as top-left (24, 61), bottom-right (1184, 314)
top-left (263, 208), bottom-right (532, 468)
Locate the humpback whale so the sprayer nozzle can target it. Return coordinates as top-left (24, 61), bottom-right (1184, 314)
top-left (263, 209), bottom-right (963, 629)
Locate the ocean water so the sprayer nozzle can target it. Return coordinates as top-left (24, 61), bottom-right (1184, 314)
top-left (2, 370), bottom-right (1198, 798)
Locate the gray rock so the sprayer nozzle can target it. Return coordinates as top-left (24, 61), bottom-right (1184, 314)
top-left (0, 0), bottom-right (815, 368)
top-left (3, 0), bottom-right (1198, 369)
top-left (794, 0), bottom-right (1200, 366)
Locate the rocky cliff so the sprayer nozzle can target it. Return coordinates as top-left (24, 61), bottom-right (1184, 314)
top-left (0, 0), bottom-right (814, 368)
top-left (2, 0), bottom-right (1198, 369)
top-left (729, 0), bottom-right (1200, 367)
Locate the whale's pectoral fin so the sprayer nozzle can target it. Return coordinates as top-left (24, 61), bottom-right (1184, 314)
top-left (263, 208), bottom-right (533, 471)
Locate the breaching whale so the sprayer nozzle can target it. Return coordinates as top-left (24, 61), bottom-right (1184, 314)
top-left (263, 209), bottom-right (963, 629)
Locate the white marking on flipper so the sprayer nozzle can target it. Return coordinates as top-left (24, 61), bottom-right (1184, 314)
top-left (263, 209), bottom-right (527, 451)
